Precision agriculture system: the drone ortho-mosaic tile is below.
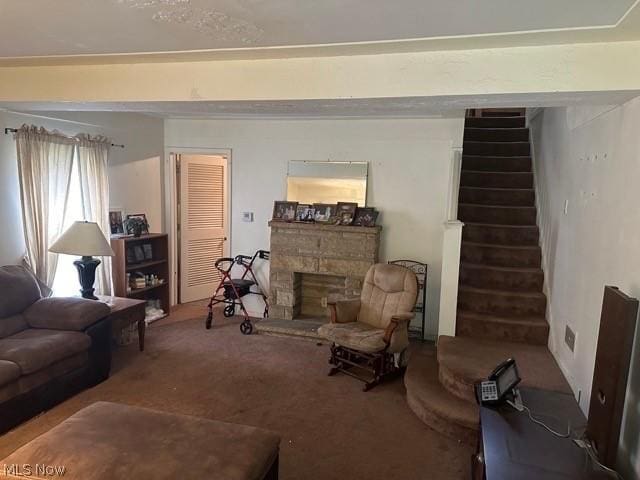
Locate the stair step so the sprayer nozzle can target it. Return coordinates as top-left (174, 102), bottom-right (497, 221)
top-left (459, 263), bottom-right (543, 292)
top-left (462, 223), bottom-right (539, 246)
top-left (463, 141), bottom-right (530, 157)
top-left (456, 311), bottom-right (549, 345)
top-left (459, 187), bottom-right (535, 206)
top-left (464, 127), bottom-right (529, 142)
top-left (481, 109), bottom-right (524, 117)
top-left (458, 203), bottom-right (537, 225)
top-left (437, 335), bottom-right (571, 403)
top-left (457, 285), bottom-right (547, 317)
top-left (404, 346), bottom-right (478, 445)
top-left (465, 116), bottom-right (526, 128)
top-left (461, 171), bottom-right (533, 188)
top-left (462, 155), bottom-right (532, 172)
top-left (461, 241), bottom-right (541, 268)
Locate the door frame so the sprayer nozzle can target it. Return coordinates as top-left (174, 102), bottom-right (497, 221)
top-left (164, 147), bottom-right (232, 306)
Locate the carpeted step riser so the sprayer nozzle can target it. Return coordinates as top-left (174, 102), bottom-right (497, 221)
top-left (465, 117), bottom-right (525, 128)
top-left (438, 364), bottom-right (477, 403)
top-left (459, 187), bottom-right (535, 206)
top-left (461, 171), bottom-right (533, 189)
top-left (461, 243), bottom-right (541, 268)
top-left (462, 224), bottom-right (539, 246)
top-left (456, 313), bottom-right (549, 345)
top-left (463, 141), bottom-right (530, 157)
top-left (464, 128), bottom-right (529, 142)
top-left (405, 386), bottom-right (478, 446)
top-left (457, 289), bottom-right (547, 317)
top-left (459, 264), bottom-right (543, 292)
top-left (404, 350), bottom-right (479, 446)
top-left (458, 204), bottom-right (537, 225)
top-left (462, 156), bottom-right (532, 172)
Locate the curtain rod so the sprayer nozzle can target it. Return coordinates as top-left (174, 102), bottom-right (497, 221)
top-left (4, 127), bottom-right (125, 148)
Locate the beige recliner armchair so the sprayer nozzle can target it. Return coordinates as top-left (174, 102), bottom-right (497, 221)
top-left (318, 263), bottom-right (418, 391)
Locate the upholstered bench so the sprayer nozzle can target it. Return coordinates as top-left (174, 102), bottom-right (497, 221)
top-left (0, 402), bottom-right (280, 480)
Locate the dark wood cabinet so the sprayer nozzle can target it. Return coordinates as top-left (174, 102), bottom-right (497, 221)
top-left (475, 387), bottom-right (610, 480)
top-left (111, 234), bottom-right (170, 318)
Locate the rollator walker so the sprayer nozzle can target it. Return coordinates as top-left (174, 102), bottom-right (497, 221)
top-left (205, 250), bottom-right (270, 335)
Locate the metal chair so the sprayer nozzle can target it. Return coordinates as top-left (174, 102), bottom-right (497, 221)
top-left (388, 260), bottom-right (427, 340)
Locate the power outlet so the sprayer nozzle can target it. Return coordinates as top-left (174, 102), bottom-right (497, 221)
top-left (320, 297), bottom-right (328, 308)
top-left (565, 325), bottom-right (576, 352)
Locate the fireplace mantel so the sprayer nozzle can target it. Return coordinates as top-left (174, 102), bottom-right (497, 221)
top-left (268, 221), bottom-right (381, 320)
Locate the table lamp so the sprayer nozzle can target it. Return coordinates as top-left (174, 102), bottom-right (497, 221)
top-left (49, 221), bottom-right (115, 300)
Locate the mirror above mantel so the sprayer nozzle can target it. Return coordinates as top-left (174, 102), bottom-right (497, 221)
top-left (286, 160), bottom-right (368, 206)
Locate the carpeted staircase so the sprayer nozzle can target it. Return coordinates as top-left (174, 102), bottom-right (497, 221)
top-left (405, 109), bottom-right (571, 445)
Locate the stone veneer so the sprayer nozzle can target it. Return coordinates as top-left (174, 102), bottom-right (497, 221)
top-left (268, 221), bottom-right (381, 320)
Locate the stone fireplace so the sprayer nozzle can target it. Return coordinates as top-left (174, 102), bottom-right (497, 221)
top-left (268, 221), bottom-right (381, 320)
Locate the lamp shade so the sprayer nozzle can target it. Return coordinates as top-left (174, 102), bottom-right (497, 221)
top-left (49, 221), bottom-right (114, 257)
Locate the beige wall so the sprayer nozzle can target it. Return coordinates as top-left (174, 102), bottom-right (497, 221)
top-left (165, 117), bottom-right (464, 337)
top-left (530, 97), bottom-right (640, 479)
top-left (1, 41), bottom-right (640, 102)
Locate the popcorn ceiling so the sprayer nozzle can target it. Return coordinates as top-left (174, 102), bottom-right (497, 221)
top-left (116, 0), bottom-right (263, 44)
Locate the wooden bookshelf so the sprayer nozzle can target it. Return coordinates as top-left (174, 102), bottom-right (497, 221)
top-left (111, 233), bottom-right (170, 317)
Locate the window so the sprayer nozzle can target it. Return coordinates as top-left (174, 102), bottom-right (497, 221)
top-left (51, 152), bottom-right (85, 297)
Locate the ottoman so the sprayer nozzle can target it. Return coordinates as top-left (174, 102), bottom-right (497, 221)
top-left (0, 402), bottom-right (280, 480)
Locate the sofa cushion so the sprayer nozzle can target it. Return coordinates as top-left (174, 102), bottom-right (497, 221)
top-left (0, 360), bottom-right (20, 388)
top-left (0, 266), bottom-right (43, 318)
top-left (318, 321), bottom-right (387, 353)
top-left (0, 314), bottom-right (28, 339)
top-left (0, 401), bottom-right (280, 480)
top-left (0, 329), bottom-right (91, 375)
top-left (24, 297), bottom-right (110, 331)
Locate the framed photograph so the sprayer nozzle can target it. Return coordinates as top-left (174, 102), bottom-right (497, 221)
top-left (125, 214), bottom-right (149, 234)
top-left (336, 202), bottom-right (358, 225)
top-left (109, 208), bottom-right (125, 235)
top-left (295, 204), bottom-right (316, 222)
top-left (353, 207), bottom-right (379, 227)
top-left (313, 203), bottom-right (337, 224)
top-left (272, 201), bottom-right (298, 222)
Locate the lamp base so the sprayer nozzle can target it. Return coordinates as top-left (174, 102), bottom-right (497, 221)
top-left (73, 256), bottom-right (101, 300)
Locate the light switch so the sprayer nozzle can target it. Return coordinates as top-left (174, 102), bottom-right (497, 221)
top-left (242, 212), bottom-right (254, 222)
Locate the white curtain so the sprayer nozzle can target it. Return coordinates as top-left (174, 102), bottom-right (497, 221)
top-left (15, 125), bottom-right (76, 287)
top-left (76, 134), bottom-right (112, 295)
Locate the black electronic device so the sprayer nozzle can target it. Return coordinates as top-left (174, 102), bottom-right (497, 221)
top-left (478, 358), bottom-right (522, 406)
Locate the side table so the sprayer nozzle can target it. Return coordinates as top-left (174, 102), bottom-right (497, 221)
top-left (97, 296), bottom-right (147, 351)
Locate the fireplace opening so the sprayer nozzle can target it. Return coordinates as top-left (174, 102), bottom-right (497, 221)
top-left (295, 273), bottom-right (347, 319)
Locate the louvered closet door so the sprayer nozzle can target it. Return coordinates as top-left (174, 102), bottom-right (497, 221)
top-left (179, 155), bottom-right (229, 303)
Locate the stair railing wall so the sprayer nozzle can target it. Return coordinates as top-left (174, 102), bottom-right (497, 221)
top-left (438, 147), bottom-right (464, 337)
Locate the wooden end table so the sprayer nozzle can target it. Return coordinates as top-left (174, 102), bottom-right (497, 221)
top-left (97, 296), bottom-right (147, 351)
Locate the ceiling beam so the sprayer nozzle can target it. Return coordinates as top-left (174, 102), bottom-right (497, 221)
top-left (0, 41), bottom-right (639, 103)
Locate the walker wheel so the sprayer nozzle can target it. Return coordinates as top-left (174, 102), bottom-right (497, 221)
top-left (223, 305), bottom-right (235, 317)
top-left (240, 321), bottom-right (253, 335)
top-left (205, 313), bottom-right (213, 329)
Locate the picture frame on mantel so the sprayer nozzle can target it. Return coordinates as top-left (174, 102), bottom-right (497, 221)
top-left (353, 207), bottom-right (379, 227)
top-left (336, 202), bottom-right (358, 225)
top-left (272, 201), bottom-right (298, 222)
top-left (313, 203), bottom-right (337, 224)
top-left (295, 204), bottom-right (316, 222)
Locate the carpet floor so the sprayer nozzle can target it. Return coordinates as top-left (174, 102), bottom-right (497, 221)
top-left (0, 315), bottom-right (471, 480)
